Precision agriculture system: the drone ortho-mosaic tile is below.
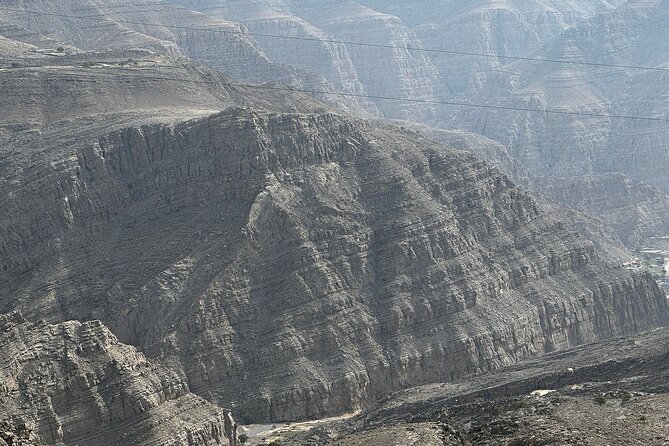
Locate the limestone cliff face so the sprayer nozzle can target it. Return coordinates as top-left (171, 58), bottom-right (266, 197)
top-left (284, 1), bottom-right (439, 122)
top-left (412, 127), bottom-right (669, 254)
top-left (362, 0), bottom-right (625, 97)
top-left (164, 0), bottom-right (669, 232)
top-left (176, 0), bottom-right (438, 121)
top-left (175, 1), bottom-right (379, 115)
top-left (529, 174), bottom-right (669, 248)
top-left (436, 0), bottom-right (669, 195)
top-left (1, 108), bottom-right (665, 422)
top-left (3, 0), bottom-right (668, 431)
top-left (0, 312), bottom-right (238, 446)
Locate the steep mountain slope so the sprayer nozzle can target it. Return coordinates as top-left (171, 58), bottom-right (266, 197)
top-left (402, 124), bottom-right (651, 258)
top-left (1, 98), bottom-right (666, 422)
top-left (1, 0), bottom-right (668, 430)
top-left (439, 0), bottom-right (669, 194)
top-left (172, 0), bottom-right (381, 116)
top-left (363, 0), bottom-right (625, 98)
top-left (0, 50), bottom-right (329, 194)
top-left (0, 311), bottom-right (238, 446)
top-left (175, 0), bottom-right (439, 121)
top-left (530, 174), bottom-right (669, 248)
top-left (163, 0), bottom-right (669, 252)
top-left (281, 1), bottom-right (438, 121)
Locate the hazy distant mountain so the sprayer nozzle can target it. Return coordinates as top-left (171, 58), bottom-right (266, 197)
top-left (174, 0), bottom-right (440, 121)
top-left (0, 0), bottom-right (368, 113)
top-left (168, 0), bottom-right (669, 247)
top-left (362, 0), bottom-right (627, 96)
top-left (439, 0), bottom-right (669, 190)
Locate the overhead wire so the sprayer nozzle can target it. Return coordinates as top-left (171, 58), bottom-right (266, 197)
top-left (2, 6), bottom-right (669, 72)
top-left (1, 61), bottom-right (667, 123)
top-left (1, 6), bottom-right (669, 123)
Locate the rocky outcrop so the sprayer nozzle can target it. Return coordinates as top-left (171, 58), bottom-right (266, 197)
top-left (0, 420), bottom-right (40, 446)
top-left (529, 174), bottom-right (669, 247)
top-left (1, 0), bottom-right (668, 425)
top-left (435, 0), bottom-right (669, 195)
top-left (172, 0), bottom-right (669, 247)
top-left (174, 1), bottom-right (379, 115)
top-left (176, 0), bottom-right (439, 121)
top-left (0, 311), bottom-right (238, 446)
top-left (283, 1), bottom-right (439, 121)
top-left (403, 125), bottom-right (633, 260)
top-left (364, 0), bottom-right (624, 96)
top-left (1, 106), bottom-right (665, 422)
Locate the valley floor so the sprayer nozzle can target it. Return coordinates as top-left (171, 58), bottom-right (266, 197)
top-left (281, 326), bottom-right (669, 446)
top-left (242, 413), bottom-right (360, 445)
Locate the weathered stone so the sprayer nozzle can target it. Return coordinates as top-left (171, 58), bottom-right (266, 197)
top-left (0, 312), bottom-right (238, 446)
top-left (2, 106), bottom-right (665, 422)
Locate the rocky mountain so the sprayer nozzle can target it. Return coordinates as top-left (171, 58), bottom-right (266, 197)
top-left (173, 0), bottom-right (439, 121)
top-left (0, 311), bottom-right (238, 446)
top-left (363, 0), bottom-right (625, 98)
top-left (8, 0), bottom-right (666, 213)
top-left (438, 0), bottom-right (669, 192)
top-left (529, 173), bottom-right (669, 248)
top-left (0, 0), bottom-right (366, 114)
top-left (401, 124), bottom-right (660, 257)
top-left (166, 0), bottom-right (669, 251)
top-left (366, 1), bottom-right (669, 251)
top-left (1, 0), bottom-right (669, 442)
top-left (2, 67), bottom-right (667, 423)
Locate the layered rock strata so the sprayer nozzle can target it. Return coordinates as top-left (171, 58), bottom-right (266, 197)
top-left (530, 174), bottom-right (669, 248)
top-left (1, 107), bottom-right (665, 422)
top-left (436, 0), bottom-right (669, 195)
top-left (0, 0), bottom-right (365, 114)
top-left (0, 312), bottom-right (238, 446)
top-left (175, 0), bottom-right (439, 120)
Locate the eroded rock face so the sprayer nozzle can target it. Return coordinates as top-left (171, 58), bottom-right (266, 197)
top-left (0, 311), bottom-right (238, 446)
top-left (0, 0), bottom-right (365, 114)
top-left (409, 125), bottom-right (669, 254)
top-left (435, 0), bottom-right (669, 195)
top-left (529, 174), bottom-right (669, 248)
top-left (363, 0), bottom-right (625, 96)
top-left (167, 0), bottom-right (669, 247)
top-left (2, 0), bottom-right (668, 433)
top-left (1, 108), bottom-right (665, 422)
top-left (175, 0), bottom-right (439, 121)
top-left (0, 419), bottom-right (40, 446)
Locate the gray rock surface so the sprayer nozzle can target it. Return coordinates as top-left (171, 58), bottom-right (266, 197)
top-left (401, 124), bottom-right (642, 260)
top-left (0, 0), bottom-right (366, 114)
top-left (1, 0), bottom-right (668, 431)
top-left (0, 419), bottom-right (40, 446)
top-left (434, 0), bottom-right (669, 194)
top-left (175, 0), bottom-right (439, 121)
top-left (529, 173), bottom-right (669, 248)
top-left (2, 93), bottom-right (666, 422)
top-left (167, 0), bottom-right (669, 250)
top-left (5, 0), bottom-right (666, 205)
top-left (0, 311), bottom-right (238, 446)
